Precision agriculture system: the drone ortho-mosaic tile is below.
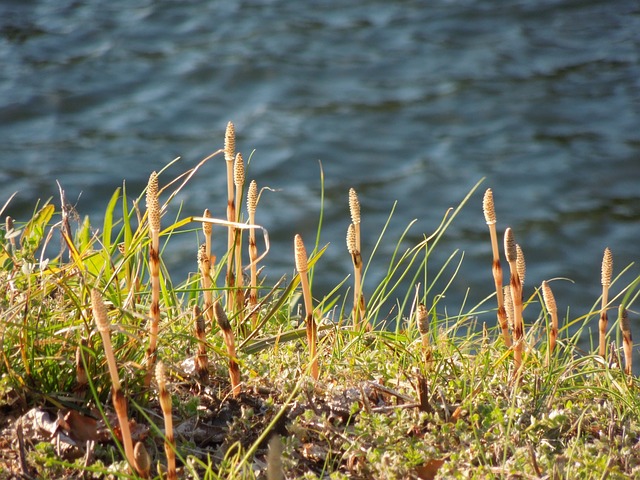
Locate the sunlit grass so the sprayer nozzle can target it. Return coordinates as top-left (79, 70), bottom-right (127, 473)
top-left (1, 126), bottom-right (640, 479)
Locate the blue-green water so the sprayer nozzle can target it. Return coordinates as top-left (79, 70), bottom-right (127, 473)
top-left (1, 1), bottom-right (640, 336)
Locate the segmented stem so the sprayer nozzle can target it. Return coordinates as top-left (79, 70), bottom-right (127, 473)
top-left (144, 171), bottom-right (161, 388)
top-left (541, 281), bottom-right (558, 361)
top-left (599, 247), bottom-right (613, 357)
top-left (619, 306), bottom-right (632, 375)
top-left (233, 153), bottom-right (245, 319)
top-left (295, 234), bottom-right (318, 380)
top-left (225, 123), bottom-right (237, 313)
top-left (247, 180), bottom-right (259, 328)
top-left (91, 289), bottom-right (136, 473)
top-left (214, 300), bottom-right (242, 396)
top-left (194, 305), bottom-right (208, 382)
top-left (505, 227), bottom-right (524, 382)
top-left (482, 189), bottom-right (511, 346)
top-left (156, 362), bottom-right (176, 480)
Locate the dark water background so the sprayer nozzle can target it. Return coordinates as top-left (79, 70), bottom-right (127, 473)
top-left (2, 1), bottom-right (640, 341)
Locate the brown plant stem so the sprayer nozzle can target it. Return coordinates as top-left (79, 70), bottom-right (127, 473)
top-left (247, 180), bottom-right (259, 329)
top-left (295, 234), bottom-right (318, 380)
top-left (234, 153), bottom-right (246, 323)
top-left (91, 289), bottom-right (136, 474)
top-left (505, 228), bottom-right (524, 382)
top-left (482, 189), bottom-right (511, 347)
top-left (194, 305), bottom-right (208, 382)
top-left (619, 306), bottom-right (632, 375)
top-left (225, 122), bottom-right (237, 313)
top-left (144, 171), bottom-right (161, 388)
top-left (214, 300), bottom-right (242, 396)
top-left (156, 361), bottom-right (177, 480)
top-left (541, 281), bottom-right (558, 362)
top-left (599, 248), bottom-right (613, 357)
top-left (198, 243), bottom-right (213, 329)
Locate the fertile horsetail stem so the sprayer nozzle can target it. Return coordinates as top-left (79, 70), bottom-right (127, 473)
top-left (516, 244), bottom-right (526, 287)
top-left (233, 153), bottom-right (245, 320)
top-left (224, 122), bottom-right (237, 313)
top-left (198, 243), bottom-right (213, 329)
top-left (156, 362), bottom-right (176, 480)
top-left (214, 300), bottom-right (242, 396)
top-left (144, 171), bottom-right (161, 388)
top-left (505, 227), bottom-right (524, 382)
top-left (92, 289), bottom-right (136, 473)
top-left (247, 180), bottom-right (259, 329)
top-left (541, 281), bottom-right (558, 361)
top-left (295, 234), bottom-right (318, 380)
top-left (416, 303), bottom-right (432, 366)
top-left (619, 306), bottom-right (632, 375)
top-left (347, 222), bottom-right (365, 329)
top-left (599, 247), bottom-right (613, 357)
top-left (194, 305), bottom-right (208, 382)
top-left (482, 189), bottom-right (511, 346)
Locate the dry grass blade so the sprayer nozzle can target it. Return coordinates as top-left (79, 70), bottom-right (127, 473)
top-left (504, 227), bottom-right (524, 382)
top-left (91, 288), bottom-right (136, 473)
top-left (214, 300), bottom-right (242, 396)
top-left (541, 281), bottom-right (558, 361)
top-left (619, 306), bottom-right (632, 375)
top-left (295, 234), bottom-right (318, 380)
top-left (482, 189), bottom-right (511, 347)
top-left (599, 247), bottom-right (613, 357)
top-left (156, 361), bottom-right (177, 480)
top-left (144, 171), bottom-right (161, 388)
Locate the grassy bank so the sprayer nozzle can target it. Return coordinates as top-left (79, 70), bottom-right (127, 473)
top-left (1, 124), bottom-right (639, 479)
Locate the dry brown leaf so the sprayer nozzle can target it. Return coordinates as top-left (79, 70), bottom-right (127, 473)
top-left (414, 458), bottom-right (446, 480)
